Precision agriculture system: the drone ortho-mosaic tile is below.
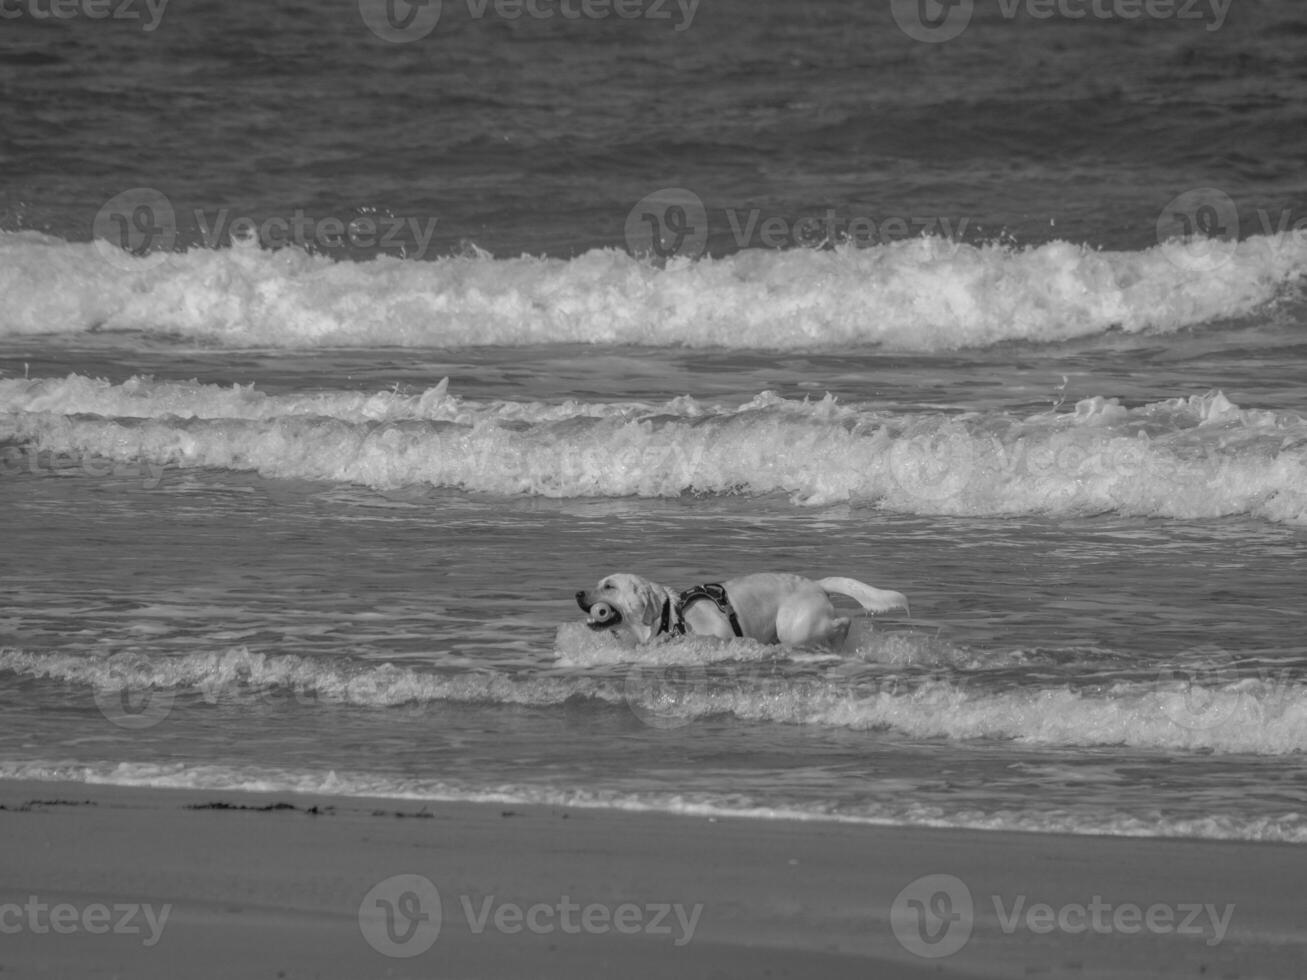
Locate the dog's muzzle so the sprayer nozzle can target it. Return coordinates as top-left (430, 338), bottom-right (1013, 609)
top-left (576, 591), bottom-right (622, 630)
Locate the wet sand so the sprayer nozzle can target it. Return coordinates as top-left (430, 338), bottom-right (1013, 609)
top-left (1, 779), bottom-right (1303, 978)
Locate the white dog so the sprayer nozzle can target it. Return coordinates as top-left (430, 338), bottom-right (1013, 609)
top-left (576, 572), bottom-right (908, 648)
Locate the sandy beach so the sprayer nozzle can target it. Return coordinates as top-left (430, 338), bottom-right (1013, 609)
top-left (0, 780), bottom-right (1302, 979)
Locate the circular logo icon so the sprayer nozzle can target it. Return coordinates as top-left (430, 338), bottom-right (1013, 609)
top-left (887, 428), bottom-right (975, 503)
top-left (359, 874), bottom-right (442, 957)
top-left (1102, 436), bottom-right (1149, 482)
top-left (623, 662), bottom-right (710, 730)
top-left (891, 873), bottom-right (973, 958)
top-left (890, 0), bottom-right (974, 43)
top-left (1156, 646), bottom-right (1244, 731)
top-left (625, 188), bottom-right (708, 262)
top-left (92, 651), bottom-right (175, 730)
top-left (92, 188), bottom-right (177, 271)
top-left (1156, 188), bottom-right (1239, 272)
top-left (358, 0), bottom-right (442, 42)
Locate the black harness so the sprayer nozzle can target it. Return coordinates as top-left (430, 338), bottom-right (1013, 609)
top-left (658, 583), bottom-right (744, 638)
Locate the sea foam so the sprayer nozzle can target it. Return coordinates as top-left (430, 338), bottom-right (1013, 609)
top-left (2, 758), bottom-right (1304, 842)
top-left (2, 229), bottom-right (1303, 350)
top-left (4, 645), bottom-right (1304, 756)
top-left (4, 376), bottom-right (1306, 524)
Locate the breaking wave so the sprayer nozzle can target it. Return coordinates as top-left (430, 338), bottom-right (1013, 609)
top-left (4, 375), bottom-right (1306, 523)
top-left (2, 229), bottom-right (1303, 350)
top-left (4, 645), bottom-right (1304, 756)
top-left (2, 758), bottom-right (1304, 842)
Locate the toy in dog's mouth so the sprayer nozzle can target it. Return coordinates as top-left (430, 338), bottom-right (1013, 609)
top-left (576, 592), bottom-right (623, 631)
top-left (585, 600), bottom-right (622, 630)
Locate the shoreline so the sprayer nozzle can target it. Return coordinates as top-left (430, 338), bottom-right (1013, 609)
top-left (3, 779), bottom-right (1304, 978)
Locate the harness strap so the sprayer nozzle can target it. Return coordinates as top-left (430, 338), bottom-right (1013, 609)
top-left (658, 596), bottom-right (676, 637)
top-left (672, 583), bottom-right (744, 638)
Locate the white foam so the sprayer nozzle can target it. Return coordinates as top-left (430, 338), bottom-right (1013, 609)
top-left (1, 759), bottom-right (1303, 843)
top-left (0, 646), bottom-right (613, 709)
top-left (5, 377), bottom-right (1306, 524)
top-left (552, 621), bottom-right (777, 667)
top-left (5, 646), bottom-right (1305, 756)
top-left (0, 374), bottom-right (647, 425)
top-left (2, 230), bottom-right (1303, 349)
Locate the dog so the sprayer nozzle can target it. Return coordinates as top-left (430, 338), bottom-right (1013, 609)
top-left (576, 572), bottom-right (908, 648)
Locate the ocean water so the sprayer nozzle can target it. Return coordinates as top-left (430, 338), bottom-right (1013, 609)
top-left (1, 0), bottom-right (1306, 843)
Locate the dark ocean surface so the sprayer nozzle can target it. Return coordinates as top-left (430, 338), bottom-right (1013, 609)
top-left (1, 0), bottom-right (1306, 841)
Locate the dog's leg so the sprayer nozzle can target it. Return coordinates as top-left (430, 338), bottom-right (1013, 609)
top-left (827, 616), bottom-right (851, 649)
top-left (776, 595), bottom-right (847, 647)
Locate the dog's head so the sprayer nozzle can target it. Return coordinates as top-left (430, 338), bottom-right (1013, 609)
top-left (575, 573), bottom-right (669, 643)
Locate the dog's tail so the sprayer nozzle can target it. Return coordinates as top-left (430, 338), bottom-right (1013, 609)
top-left (818, 577), bottom-right (910, 616)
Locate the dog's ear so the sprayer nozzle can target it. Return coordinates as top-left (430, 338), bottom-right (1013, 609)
top-left (638, 580), bottom-right (663, 627)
